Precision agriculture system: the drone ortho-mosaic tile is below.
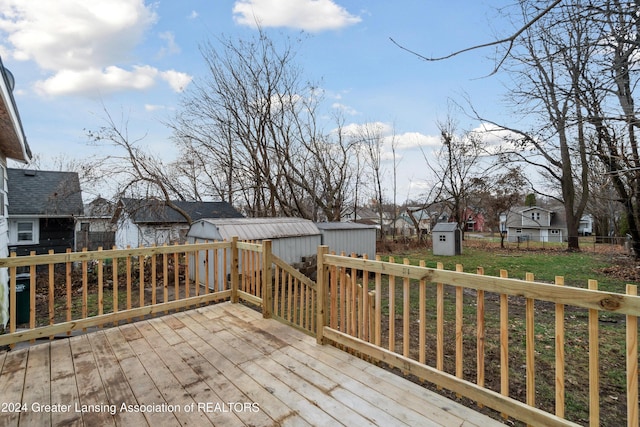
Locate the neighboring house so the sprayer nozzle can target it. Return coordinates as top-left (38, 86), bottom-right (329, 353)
top-left (342, 206), bottom-right (392, 236)
top-left (76, 197), bottom-right (116, 250)
top-left (391, 214), bottom-right (415, 236)
top-left (7, 169), bottom-right (83, 256)
top-left (113, 198), bottom-right (243, 248)
top-left (0, 59), bottom-right (32, 328)
top-left (578, 214), bottom-right (594, 236)
top-left (505, 206), bottom-right (568, 243)
top-left (464, 207), bottom-right (486, 233)
top-left (342, 206), bottom-right (379, 224)
top-left (404, 208), bottom-right (432, 235)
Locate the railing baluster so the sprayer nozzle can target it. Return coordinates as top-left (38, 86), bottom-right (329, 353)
top-left (500, 269), bottom-right (509, 417)
top-left (81, 248), bottom-right (88, 331)
top-left (436, 262), bottom-right (444, 379)
top-left (173, 242), bottom-right (179, 302)
top-left (419, 260), bottom-right (426, 365)
top-left (126, 247), bottom-right (132, 314)
top-left (476, 266), bottom-right (485, 407)
top-left (455, 264), bottom-right (464, 395)
top-left (139, 247), bottom-right (145, 309)
top-left (588, 279), bottom-right (599, 427)
top-left (162, 245), bottom-right (168, 311)
top-left (525, 272), bottom-right (536, 411)
top-left (627, 284), bottom-right (638, 427)
top-left (555, 276), bottom-right (565, 418)
top-left (330, 259), bottom-right (337, 329)
top-left (340, 252), bottom-right (346, 333)
top-left (403, 258), bottom-right (410, 358)
top-left (113, 248), bottom-right (119, 323)
top-left (389, 256), bottom-right (396, 353)
top-left (375, 255), bottom-right (382, 346)
top-left (98, 247), bottom-right (104, 322)
top-left (9, 252), bottom-right (16, 346)
top-left (151, 247), bottom-right (157, 309)
top-left (66, 248), bottom-right (72, 333)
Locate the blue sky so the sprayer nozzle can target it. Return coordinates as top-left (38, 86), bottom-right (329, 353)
top-left (0, 0), bottom-right (515, 202)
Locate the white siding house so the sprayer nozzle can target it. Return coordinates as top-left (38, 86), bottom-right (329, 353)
top-left (0, 59), bottom-right (32, 329)
top-left (113, 198), bottom-right (242, 248)
top-left (505, 206), bottom-right (568, 243)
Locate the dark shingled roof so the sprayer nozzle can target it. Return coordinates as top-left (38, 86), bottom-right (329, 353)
top-left (7, 168), bottom-right (83, 216)
top-left (117, 198), bottom-right (243, 224)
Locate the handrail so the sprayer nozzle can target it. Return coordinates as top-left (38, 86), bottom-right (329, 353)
top-left (323, 254), bottom-right (640, 315)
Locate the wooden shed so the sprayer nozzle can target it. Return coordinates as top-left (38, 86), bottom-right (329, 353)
top-left (186, 217), bottom-right (322, 290)
top-left (432, 222), bottom-right (462, 256)
top-left (315, 222), bottom-right (376, 259)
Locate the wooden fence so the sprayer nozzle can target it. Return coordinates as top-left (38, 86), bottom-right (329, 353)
top-left (315, 247), bottom-right (640, 427)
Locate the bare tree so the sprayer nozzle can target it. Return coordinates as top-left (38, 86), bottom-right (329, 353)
top-left (478, 2), bottom-right (593, 251)
top-left (426, 117), bottom-right (489, 237)
top-left (399, 1), bottom-right (640, 256)
top-left (472, 167), bottom-right (528, 248)
top-left (87, 109), bottom-right (194, 223)
top-left (349, 122), bottom-right (387, 237)
top-left (169, 29), bottom-right (355, 220)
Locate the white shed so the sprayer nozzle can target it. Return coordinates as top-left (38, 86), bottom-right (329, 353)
top-left (432, 222), bottom-right (462, 256)
top-left (315, 222), bottom-right (376, 258)
top-left (186, 217), bottom-right (322, 289)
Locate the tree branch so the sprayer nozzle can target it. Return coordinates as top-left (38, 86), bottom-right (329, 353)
top-left (389, 0), bottom-right (563, 76)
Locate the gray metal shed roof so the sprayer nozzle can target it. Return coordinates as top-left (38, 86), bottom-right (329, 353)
top-left (432, 222), bottom-right (460, 232)
top-left (315, 222), bottom-right (376, 230)
top-left (189, 217), bottom-right (320, 240)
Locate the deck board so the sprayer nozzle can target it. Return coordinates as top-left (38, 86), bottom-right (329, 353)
top-left (0, 302), bottom-right (506, 426)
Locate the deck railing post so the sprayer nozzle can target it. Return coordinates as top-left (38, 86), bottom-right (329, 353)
top-left (262, 240), bottom-right (272, 318)
top-left (316, 245), bottom-right (329, 345)
top-left (231, 236), bottom-right (239, 303)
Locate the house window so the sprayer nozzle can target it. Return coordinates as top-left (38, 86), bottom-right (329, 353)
top-left (17, 221), bottom-right (34, 242)
top-left (531, 212), bottom-right (540, 221)
top-left (516, 229), bottom-right (522, 233)
top-left (550, 229), bottom-right (560, 234)
top-left (439, 234), bottom-right (446, 242)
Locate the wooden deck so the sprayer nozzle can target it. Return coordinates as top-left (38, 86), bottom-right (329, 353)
top-left (0, 302), bottom-right (506, 426)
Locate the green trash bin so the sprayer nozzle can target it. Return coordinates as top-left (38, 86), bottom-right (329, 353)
top-left (13, 273), bottom-right (31, 324)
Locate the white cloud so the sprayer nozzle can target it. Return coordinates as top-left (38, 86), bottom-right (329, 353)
top-left (233, 0), bottom-right (361, 32)
top-left (145, 104), bottom-right (165, 112)
top-left (0, 0), bottom-right (156, 70)
top-left (0, 0), bottom-right (192, 96)
top-left (34, 65), bottom-right (158, 96)
top-left (188, 10), bottom-right (199, 19)
top-left (470, 122), bottom-right (524, 154)
top-left (393, 132), bottom-right (440, 150)
top-left (157, 32), bottom-right (181, 58)
top-left (159, 70), bottom-right (192, 93)
top-left (331, 102), bottom-right (359, 116)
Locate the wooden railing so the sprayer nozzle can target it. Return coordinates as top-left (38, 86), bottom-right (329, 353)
top-left (315, 247), bottom-right (640, 427)
top-left (4, 240), bottom-right (637, 426)
top-left (0, 238), bottom-right (276, 347)
top-left (271, 253), bottom-right (317, 334)
top-left (0, 238), bottom-right (318, 347)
